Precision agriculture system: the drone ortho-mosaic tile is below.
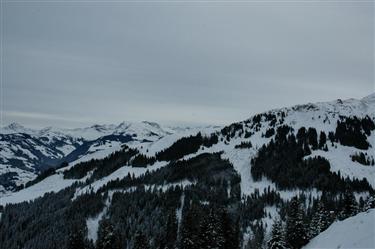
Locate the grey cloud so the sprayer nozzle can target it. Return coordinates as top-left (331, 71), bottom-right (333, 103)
top-left (2, 2), bottom-right (374, 128)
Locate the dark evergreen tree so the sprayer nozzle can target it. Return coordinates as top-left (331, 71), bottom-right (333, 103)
top-left (267, 218), bottom-right (286, 249)
top-left (318, 131), bottom-right (326, 150)
top-left (68, 228), bottom-right (86, 249)
top-left (307, 128), bottom-right (318, 150)
top-left (364, 195), bottom-right (375, 211)
top-left (308, 201), bottom-right (329, 238)
top-left (339, 190), bottom-right (358, 220)
top-left (180, 203), bottom-right (202, 249)
top-left (134, 232), bottom-right (149, 249)
top-left (296, 127), bottom-right (306, 145)
top-left (198, 208), bottom-right (225, 249)
top-left (221, 210), bottom-right (240, 249)
top-left (328, 131), bottom-right (335, 145)
top-left (286, 198), bottom-right (308, 249)
top-left (246, 223), bottom-right (265, 249)
top-left (96, 219), bottom-right (121, 249)
top-left (164, 209), bottom-right (178, 249)
top-left (303, 143), bottom-right (311, 156)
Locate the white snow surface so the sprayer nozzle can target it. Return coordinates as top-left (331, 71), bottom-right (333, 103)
top-left (0, 173), bottom-right (77, 205)
top-left (73, 161), bottom-right (169, 198)
top-left (86, 211), bottom-right (106, 242)
top-left (86, 198), bottom-right (111, 242)
top-left (306, 141), bottom-right (375, 188)
top-left (304, 209), bottom-right (375, 249)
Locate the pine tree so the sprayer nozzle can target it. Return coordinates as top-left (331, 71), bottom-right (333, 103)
top-left (308, 201), bottom-right (329, 238)
top-left (221, 210), bottom-right (240, 249)
top-left (307, 128), bottom-right (318, 150)
top-left (180, 203), bottom-right (201, 249)
top-left (267, 218), bottom-right (286, 249)
top-left (96, 219), bottom-right (121, 249)
top-left (303, 143), bottom-right (311, 156)
top-left (198, 208), bottom-right (225, 249)
top-left (68, 228), bottom-right (86, 249)
top-left (134, 232), bottom-right (149, 249)
top-left (363, 195), bottom-right (375, 211)
top-left (286, 197), bottom-right (308, 249)
top-left (340, 190), bottom-right (358, 220)
top-left (318, 132), bottom-right (326, 150)
top-left (246, 223), bottom-right (265, 249)
top-left (164, 209), bottom-right (178, 249)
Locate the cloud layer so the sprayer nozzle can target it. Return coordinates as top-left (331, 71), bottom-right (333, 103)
top-left (2, 2), bottom-right (374, 128)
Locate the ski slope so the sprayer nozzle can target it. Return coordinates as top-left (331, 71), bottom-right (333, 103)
top-left (304, 209), bottom-right (375, 249)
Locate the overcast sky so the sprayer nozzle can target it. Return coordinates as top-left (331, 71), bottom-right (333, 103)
top-left (1, 1), bottom-right (374, 128)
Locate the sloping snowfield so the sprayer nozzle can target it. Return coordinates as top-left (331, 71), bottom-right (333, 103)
top-left (304, 209), bottom-right (375, 249)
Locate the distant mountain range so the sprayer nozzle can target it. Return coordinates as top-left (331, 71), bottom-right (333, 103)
top-left (0, 121), bottom-right (218, 194)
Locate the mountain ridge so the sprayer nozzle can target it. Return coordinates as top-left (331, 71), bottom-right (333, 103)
top-left (1, 93), bottom-right (374, 196)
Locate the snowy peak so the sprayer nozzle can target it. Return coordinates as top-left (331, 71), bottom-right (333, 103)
top-left (2, 122), bottom-right (35, 134)
top-left (6, 122), bottom-right (25, 130)
top-left (239, 94), bottom-right (375, 137)
top-left (263, 93), bottom-right (375, 119)
top-left (361, 92), bottom-right (375, 107)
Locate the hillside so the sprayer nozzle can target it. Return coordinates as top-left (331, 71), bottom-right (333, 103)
top-left (304, 209), bottom-right (375, 249)
top-left (0, 93), bottom-right (375, 249)
top-left (0, 121), bottom-right (217, 195)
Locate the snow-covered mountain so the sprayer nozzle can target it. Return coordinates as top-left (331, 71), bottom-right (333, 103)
top-left (1, 93), bottom-right (375, 249)
top-left (1, 93), bottom-right (374, 200)
top-left (0, 121), bottom-right (218, 195)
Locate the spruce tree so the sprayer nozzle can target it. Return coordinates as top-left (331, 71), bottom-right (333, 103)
top-left (286, 197), bottom-right (308, 249)
top-left (198, 208), bottom-right (225, 249)
top-left (134, 232), bottom-right (149, 249)
top-left (267, 218), bottom-right (286, 249)
top-left (307, 128), bottom-right (318, 150)
top-left (340, 190), bottom-right (358, 220)
top-left (308, 201), bottom-right (329, 238)
top-left (68, 228), bottom-right (86, 249)
top-left (96, 219), bottom-right (121, 249)
top-left (221, 210), bottom-right (240, 249)
top-left (364, 195), bottom-right (375, 211)
top-left (303, 143), bottom-right (311, 156)
top-left (164, 209), bottom-right (178, 249)
top-left (318, 132), bottom-right (326, 150)
top-left (180, 203), bottom-right (201, 249)
top-left (246, 224), bottom-right (265, 249)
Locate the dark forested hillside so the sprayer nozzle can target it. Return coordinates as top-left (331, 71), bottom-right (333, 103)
top-left (1, 150), bottom-right (374, 249)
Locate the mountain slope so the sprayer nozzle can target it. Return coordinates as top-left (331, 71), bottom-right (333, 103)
top-left (0, 121), bottom-right (218, 195)
top-left (304, 209), bottom-right (375, 249)
top-left (2, 94), bottom-right (374, 201)
top-left (0, 93), bottom-right (375, 249)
